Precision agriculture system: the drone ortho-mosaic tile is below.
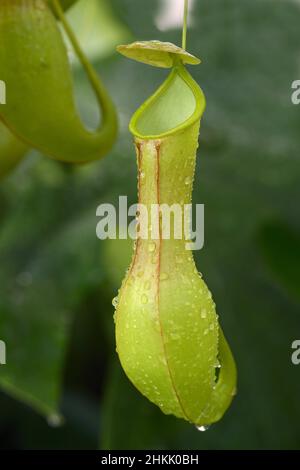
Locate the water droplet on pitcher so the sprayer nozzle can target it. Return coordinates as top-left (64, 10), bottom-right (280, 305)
top-left (148, 242), bottom-right (156, 253)
top-left (160, 356), bottom-right (167, 366)
top-left (201, 308), bottom-right (207, 319)
top-left (112, 296), bottom-right (118, 308)
top-left (184, 176), bottom-right (192, 185)
top-left (195, 425), bottom-right (210, 432)
top-left (140, 170), bottom-right (145, 179)
top-left (170, 332), bottom-right (180, 341)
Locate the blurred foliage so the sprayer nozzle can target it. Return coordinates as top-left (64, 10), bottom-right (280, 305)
top-left (258, 220), bottom-right (300, 303)
top-left (0, 0), bottom-right (300, 450)
top-left (62, 0), bottom-right (131, 64)
top-left (0, 123), bottom-right (27, 179)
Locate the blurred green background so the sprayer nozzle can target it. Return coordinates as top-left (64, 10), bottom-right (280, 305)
top-left (0, 0), bottom-right (300, 449)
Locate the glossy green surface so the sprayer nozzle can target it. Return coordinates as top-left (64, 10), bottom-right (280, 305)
top-left (0, 0), bottom-right (117, 163)
top-left (115, 60), bottom-right (237, 426)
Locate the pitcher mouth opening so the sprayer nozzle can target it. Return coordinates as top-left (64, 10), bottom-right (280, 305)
top-left (129, 64), bottom-right (206, 140)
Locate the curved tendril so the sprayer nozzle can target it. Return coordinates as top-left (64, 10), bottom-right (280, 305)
top-left (51, 0), bottom-right (117, 136)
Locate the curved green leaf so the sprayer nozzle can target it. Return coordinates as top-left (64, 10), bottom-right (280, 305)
top-left (0, 0), bottom-right (117, 163)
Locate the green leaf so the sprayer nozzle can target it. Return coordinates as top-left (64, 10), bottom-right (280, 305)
top-left (0, 179), bottom-right (104, 417)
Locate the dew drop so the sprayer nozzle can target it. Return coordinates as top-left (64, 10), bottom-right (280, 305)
top-left (184, 176), bottom-right (192, 185)
top-left (201, 308), bottom-right (207, 319)
top-left (140, 170), bottom-right (145, 179)
top-left (112, 296), bottom-right (118, 308)
top-left (148, 242), bottom-right (156, 253)
top-left (195, 425), bottom-right (210, 432)
top-left (160, 356), bottom-right (167, 366)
